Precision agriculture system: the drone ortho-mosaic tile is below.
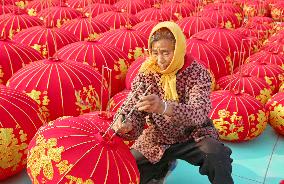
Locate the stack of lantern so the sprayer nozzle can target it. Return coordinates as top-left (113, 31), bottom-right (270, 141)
top-left (0, 0), bottom-right (284, 182)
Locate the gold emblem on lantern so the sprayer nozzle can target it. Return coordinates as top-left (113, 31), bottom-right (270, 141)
top-left (256, 88), bottom-right (272, 104)
top-left (26, 90), bottom-right (50, 121)
top-left (75, 85), bottom-right (101, 114)
top-left (0, 65), bottom-right (4, 84)
top-left (248, 110), bottom-right (267, 139)
top-left (65, 175), bottom-right (94, 184)
top-left (27, 134), bottom-right (72, 184)
top-left (114, 58), bottom-right (129, 80)
top-left (213, 109), bottom-right (244, 140)
top-left (269, 102), bottom-right (284, 130)
top-left (128, 47), bottom-right (144, 61)
top-left (31, 44), bottom-right (48, 58)
top-left (28, 8), bottom-right (37, 16)
top-left (0, 128), bottom-right (28, 171)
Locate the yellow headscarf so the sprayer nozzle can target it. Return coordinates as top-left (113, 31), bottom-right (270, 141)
top-left (139, 21), bottom-right (186, 101)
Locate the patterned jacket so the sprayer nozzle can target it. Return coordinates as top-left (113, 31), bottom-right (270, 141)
top-left (116, 59), bottom-right (219, 163)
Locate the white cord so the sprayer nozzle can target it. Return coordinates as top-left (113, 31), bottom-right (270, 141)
top-left (161, 101), bottom-right (167, 115)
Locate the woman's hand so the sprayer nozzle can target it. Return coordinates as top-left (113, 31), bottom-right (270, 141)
top-left (136, 94), bottom-right (165, 114)
top-left (111, 115), bottom-right (133, 134)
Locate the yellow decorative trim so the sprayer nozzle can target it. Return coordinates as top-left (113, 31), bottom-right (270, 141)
top-left (0, 65), bottom-right (4, 84)
top-left (75, 85), bottom-right (101, 114)
top-left (66, 175), bottom-right (94, 184)
top-left (255, 88), bottom-right (272, 104)
top-left (27, 134), bottom-right (71, 184)
top-left (0, 128), bottom-right (28, 171)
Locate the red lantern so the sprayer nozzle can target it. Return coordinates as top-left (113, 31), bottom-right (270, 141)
top-left (216, 74), bottom-right (272, 104)
top-left (0, 87), bottom-right (45, 180)
top-left (107, 90), bottom-right (130, 112)
top-left (26, 0), bottom-right (59, 16)
top-left (234, 62), bottom-right (284, 94)
top-left (271, 1), bottom-right (284, 22)
top-left (0, 5), bottom-right (16, 15)
top-left (192, 28), bottom-right (250, 69)
top-left (99, 28), bottom-right (148, 62)
top-left (203, 3), bottom-right (243, 23)
top-left (81, 111), bottom-right (136, 148)
top-left (0, 13), bottom-right (43, 39)
top-left (27, 114), bottom-right (139, 184)
top-left (132, 20), bottom-right (159, 37)
top-left (262, 37), bottom-right (284, 55)
top-left (245, 22), bottom-right (274, 41)
top-left (38, 5), bottom-right (81, 28)
top-left (114, 0), bottom-right (151, 14)
top-left (209, 90), bottom-right (268, 141)
top-left (266, 30), bottom-right (284, 44)
top-left (60, 17), bottom-right (110, 41)
top-left (243, 1), bottom-right (269, 17)
top-left (161, 2), bottom-right (195, 20)
top-left (93, 0), bottom-right (119, 4)
top-left (265, 92), bottom-right (284, 135)
top-left (82, 3), bottom-right (116, 18)
top-left (13, 26), bottom-right (79, 58)
top-left (176, 16), bottom-right (217, 38)
top-left (245, 50), bottom-right (284, 69)
top-left (94, 10), bottom-right (140, 29)
top-left (57, 40), bottom-right (131, 96)
top-left (248, 16), bottom-right (274, 25)
top-left (125, 56), bottom-right (146, 90)
top-left (186, 38), bottom-right (232, 80)
top-left (67, 0), bottom-right (90, 10)
top-left (0, 39), bottom-right (43, 85)
top-left (199, 9), bottom-right (240, 29)
top-left (7, 58), bottom-right (109, 122)
top-left (280, 83), bottom-right (284, 92)
top-left (135, 7), bottom-right (174, 22)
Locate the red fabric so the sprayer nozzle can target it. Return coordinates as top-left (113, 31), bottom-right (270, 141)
top-left (94, 11), bottom-right (140, 29)
top-left (82, 3), bottom-right (116, 18)
top-left (209, 90), bottom-right (268, 141)
top-left (0, 14), bottom-right (42, 39)
top-left (38, 6), bottom-right (81, 28)
top-left (61, 17), bottom-right (110, 41)
top-left (125, 56), bottom-right (146, 90)
top-left (216, 74), bottom-right (272, 104)
top-left (114, 0), bottom-right (151, 14)
top-left (7, 58), bottom-right (109, 122)
top-left (26, 1), bottom-right (59, 15)
top-left (234, 62), bottom-right (284, 94)
top-left (186, 38), bottom-right (231, 80)
top-left (176, 16), bottom-right (217, 38)
top-left (93, 0), bottom-right (119, 4)
top-left (108, 90), bottom-right (130, 112)
top-left (246, 50), bottom-right (284, 68)
top-left (135, 7), bottom-right (176, 22)
top-left (27, 114), bottom-right (139, 184)
top-left (57, 40), bottom-right (130, 96)
top-left (0, 87), bottom-right (45, 180)
top-left (199, 9), bottom-right (240, 29)
top-left (13, 26), bottom-right (79, 58)
top-left (0, 39), bottom-right (43, 85)
top-left (265, 92), bottom-right (284, 135)
top-left (133, 21), bottom-right (159, 38)
top-left (99, 28), bottom-right (148, 62)
top-left (192, 28), bottom-right (250, 69)
top-left (161, 2), bottom-right (195, 20)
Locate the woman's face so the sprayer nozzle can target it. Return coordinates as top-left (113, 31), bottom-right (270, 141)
top-left (151, 39), bottom-right (175, 70)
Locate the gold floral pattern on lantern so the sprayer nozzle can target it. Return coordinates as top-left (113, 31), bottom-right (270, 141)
top-left (269, 102), bottom-right (284, 131)
top-left (256, 88), bottom-right (272, 104)
top-left (27, 134), bottom-right (72, 184)
top-left (280, 84), bottom-right (284, 92)
top-left (128, 47), bottom-right (144, 61)
top-left (9, 28), bottom-right (21, 40)
top-left (0, 128), bottom-right (28, 171)
top-left (31, 44), bottom-right (48, 58)
top-left (15, 1), bottom-right (27, 9)
top-left (75, 85), bottom-right (101, 114)
top-left (56, 18), bottom-right (70, 28)
top-left (264, 76), bottom-right (276, 92)
top-left (27, 8), bottom-right (37, 16)
top-left (114, 59), bottom-right (128, 80)
top-left (0, 65), bottom-right (4, 84)
top-left (213, 109), bottom-right (244, 141)
top-left (65, 175), bottom-right (94, 184)
top-left (26, 90), bottom-right (50, 120)
top-left (222, 21), bottom-right (234, 30)
top-left (87, 33), bottom-right (99, 41)
top-left (248, 110), bottom-right (267, 139)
